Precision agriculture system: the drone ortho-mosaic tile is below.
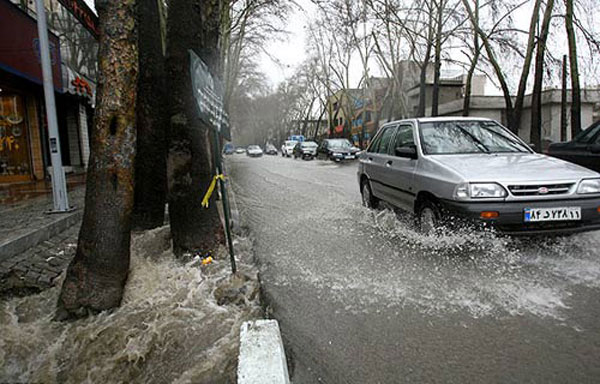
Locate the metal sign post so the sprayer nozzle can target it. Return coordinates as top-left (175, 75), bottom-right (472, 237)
top-left (189, 50), bottom-right (236, 274)
top-left (35, 0), bottom-right (70, 212)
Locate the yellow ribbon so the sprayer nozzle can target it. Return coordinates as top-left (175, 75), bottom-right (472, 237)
top-left (201, 174), bottom-right (225, 208)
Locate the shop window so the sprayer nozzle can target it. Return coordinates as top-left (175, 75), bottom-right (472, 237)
top-left (0, 94), bottom-right (31, 180)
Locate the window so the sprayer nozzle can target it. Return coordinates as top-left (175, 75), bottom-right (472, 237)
top-left (393, 125), bottom-right (415, 150)
top-left (377, 126), bottom-right (397, 154)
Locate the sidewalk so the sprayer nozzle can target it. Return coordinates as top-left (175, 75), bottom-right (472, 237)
top-left (0, 187), bottom-right (85, 294)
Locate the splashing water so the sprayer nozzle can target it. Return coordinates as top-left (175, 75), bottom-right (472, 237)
top-left (0, 227), bottom-right (261, 383)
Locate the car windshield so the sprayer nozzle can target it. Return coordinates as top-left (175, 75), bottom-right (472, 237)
top-left (285, 141), bottom-right (298, 147)
top-left (248, 145), bottom-right (260, 150)
top-left (573, 121), bottom-right (600, 144)
top-left (329, 140), bottom-right (352, 149)
top-left (301, 142), bottom-right (317, 148)
top-left (419, 121), bottom-right (530, 155)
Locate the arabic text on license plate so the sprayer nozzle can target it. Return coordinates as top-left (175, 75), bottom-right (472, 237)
top-left (345, 155), bottom-right (354, 159)
top-left (524, 207), bottom-right (581, 222)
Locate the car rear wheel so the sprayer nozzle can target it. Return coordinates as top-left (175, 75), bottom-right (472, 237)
top-left (417, 200), bottom-right (442, 234)
top-left (361, 180), bottom-right (379, 209)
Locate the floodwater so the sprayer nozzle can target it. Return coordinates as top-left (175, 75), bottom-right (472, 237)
top-left (228, 154), bottom-right (600, 383)
top-left (0, 227), bottom-right (261, 384)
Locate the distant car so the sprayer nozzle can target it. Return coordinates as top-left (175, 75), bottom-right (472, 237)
top-left (317, 139), bottom-right (360, 162)
top-left (246, 145), bottom-right (263, 157)
top-left (358, 117), bottom-right (600, 235)
top-left (281, 140), bottom-right (298, 157)
top-left (547, 120), bottom-right (600, 173)
top-left (264, 144), bottom-right (278, 155)
top-left (293, 141), bottom-right (318, 160)
top-left (235, 147), bottom-right (246, 154)
top-left (223, 143), bottom-right (235, 155)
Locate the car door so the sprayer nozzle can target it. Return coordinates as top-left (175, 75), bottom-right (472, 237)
top-left (366, 125), bottom-right (398, 202)
top-left (386, 124), bottom-right (418, 212)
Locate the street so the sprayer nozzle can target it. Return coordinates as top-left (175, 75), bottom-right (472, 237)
top-left (228, 154), bottom-right (600, 383)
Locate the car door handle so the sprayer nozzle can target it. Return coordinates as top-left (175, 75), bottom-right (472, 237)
top-left (386, 160), bottom-right (393, 167)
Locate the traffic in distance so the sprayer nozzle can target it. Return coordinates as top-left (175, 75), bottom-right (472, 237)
top-left (226, 117), bottom-right (600, 236)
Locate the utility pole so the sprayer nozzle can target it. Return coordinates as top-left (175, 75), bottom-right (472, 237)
top-left (35, 0), bottom-right (70, 212)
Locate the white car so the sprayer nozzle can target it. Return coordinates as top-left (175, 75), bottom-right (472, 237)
top-left (281, 140), bottom-right (298, 157)
top-left (246, 145), bottom-right (263, 157)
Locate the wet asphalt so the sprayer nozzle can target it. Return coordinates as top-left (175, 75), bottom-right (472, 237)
top-left (227, 154), bottom-right (600, 384)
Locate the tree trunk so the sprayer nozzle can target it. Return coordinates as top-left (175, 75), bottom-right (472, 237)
top-left (431, 0), bottom-right (444, 117)
top-left (561, 54), bottom-right (568, 141)
top-left (512, 0), bottom-right (543, 135)
top-left (530, 0), bottom-right (554, 151)
top-left (417, 36), bottom-right (433, 117)
top-left (565, 0), bottom-right (581, 137)
top-left (56, 0), bottom-right (138, 320)
top-left (463, 0), bottom-right (480, 116)
top-left (166, 0), bottom-right (223, 256)
top-left (133, 0), bottom-right (167, 230)
top-left (461, 0), bottom-right (515, 130)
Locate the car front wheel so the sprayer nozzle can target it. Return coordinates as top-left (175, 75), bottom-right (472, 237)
top-left (417, 200), bottom-right (442, 234)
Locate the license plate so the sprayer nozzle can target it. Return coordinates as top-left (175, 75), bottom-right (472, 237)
top-left (524, 207), bottom-right (581, 222)
top-left (345, 155), bottom-right (355, 159)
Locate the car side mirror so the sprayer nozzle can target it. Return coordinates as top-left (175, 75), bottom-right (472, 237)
top-left (395, 146), bottom-right (417, 159)
top-left (590, 144), bottom-right (600, 154)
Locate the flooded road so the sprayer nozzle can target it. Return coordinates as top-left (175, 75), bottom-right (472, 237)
top-left (0, 228), bottom-right (261, 383)
top-left (228, 154), bottom-right (600, 383)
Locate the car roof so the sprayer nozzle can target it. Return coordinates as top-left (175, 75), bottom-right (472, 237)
top-left (383, 116), bottom-right (494, 126)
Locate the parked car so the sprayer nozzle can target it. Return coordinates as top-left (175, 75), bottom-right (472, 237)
top-left (546, 120), bottom-right (600, 173)
top-left (293, 141), bottom-right (318, 160)
top-left (223, 143), bottom-right (235, 155)
top-left (317, 139), bottom-right (360, 162)
top-left (235, 147), bottom-right (246, 154)
top-left (246, 145), bottom-right (263, 157)
top-left (264, 144), bottom-right (278, 155)
top-left (281, 140), bottom-right (298, 157)
top-left (358, 117), bottom-right (600, 235)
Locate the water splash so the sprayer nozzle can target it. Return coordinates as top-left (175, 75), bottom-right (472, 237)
top-left (0, 227), bottom-right (261, 383)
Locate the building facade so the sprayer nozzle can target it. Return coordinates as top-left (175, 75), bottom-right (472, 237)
top-left (0, 0), bottom-right (97, 185)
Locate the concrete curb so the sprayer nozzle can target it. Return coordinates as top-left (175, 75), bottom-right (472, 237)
top-left (0, 209), bottom-right (82, 262)
top-left (238, 319), bottom-right (290, 384)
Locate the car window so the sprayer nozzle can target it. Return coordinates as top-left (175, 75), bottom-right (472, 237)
top-left (377, 126), bottom-right (397, 155)
top-left (393, 125), bottom-right (415, 152)
top-left (367, 126), bottom-right (387, 153)
top-left (574, 121), bottom-right (600, 144)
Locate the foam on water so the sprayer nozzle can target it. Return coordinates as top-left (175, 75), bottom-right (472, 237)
top-left (0, 227), bottom-right (261, 383)
top-left (263, 204), bottom-right (600, 324)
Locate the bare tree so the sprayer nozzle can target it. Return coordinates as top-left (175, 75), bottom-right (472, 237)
top-left (530, 0), bottom-right (555, 149)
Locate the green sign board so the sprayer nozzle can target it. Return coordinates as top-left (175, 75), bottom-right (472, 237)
top-left (189, 50), bottom-right (230, 140)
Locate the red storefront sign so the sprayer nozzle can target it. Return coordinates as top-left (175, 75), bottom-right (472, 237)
top-left (0, 0), bottom-right (62, 90)
top-left (56, 0), bottom-right (99, 38)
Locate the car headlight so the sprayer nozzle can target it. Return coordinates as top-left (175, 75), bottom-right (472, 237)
top-left (577, 178), bottom-right (600, 194)
top-left (332, 152), bottom-right (343, 157)
top-left (454, 182), bottom-right (507, 199)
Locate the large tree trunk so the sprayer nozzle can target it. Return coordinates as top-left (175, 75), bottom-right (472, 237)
top-left (133, 0), bottom-right (167, 230)
top-left (565, 0), bottom-right (581, 137)
top-left (167, 0), bottom-right (223, 256)
top-left (530, 0), bottom-right (554, 151)
top-left (56, 0), bottom-right (138, 320)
